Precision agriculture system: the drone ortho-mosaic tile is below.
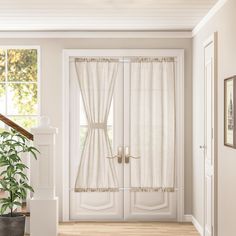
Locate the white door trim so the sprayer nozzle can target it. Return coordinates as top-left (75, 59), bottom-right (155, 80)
top-left (62, 49), bottom-right (185, 222)
top-left (203, 32), bottom-right (218, 236)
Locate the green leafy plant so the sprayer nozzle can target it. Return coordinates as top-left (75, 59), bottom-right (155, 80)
top-left (0, 129), bottom-right (39, 217)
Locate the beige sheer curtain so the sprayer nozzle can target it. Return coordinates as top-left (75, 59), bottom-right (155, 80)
top-left (130, 58), bottom-right (176, 192)
top-left (74, 58), bottom-right (119, 192)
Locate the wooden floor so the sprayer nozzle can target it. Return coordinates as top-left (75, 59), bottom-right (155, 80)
top-left (59, 222), bottom-right (200, 236)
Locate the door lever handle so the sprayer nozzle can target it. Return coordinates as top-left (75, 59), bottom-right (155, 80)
top-left (124, 146), bottom-right (140, 164)
top-left (106, 146), bottom-right (123, 164)
top-left (199, 145), bottom-right (206, 149)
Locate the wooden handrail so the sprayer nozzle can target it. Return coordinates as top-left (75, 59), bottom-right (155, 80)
top-left (0, 113), bottom-right (34, 141)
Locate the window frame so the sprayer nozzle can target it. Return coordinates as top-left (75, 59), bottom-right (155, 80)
top-left (0, 45), bottom-right (41, 129)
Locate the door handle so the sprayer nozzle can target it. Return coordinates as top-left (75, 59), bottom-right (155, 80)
top-left (199, 145), bottom-right (206, 149)
top-left (106, 146), bottom-right (123, 164)
top-left (124, 146), bottom-right (140, 164)
top-left (117, 146), bottom-right (123, 164)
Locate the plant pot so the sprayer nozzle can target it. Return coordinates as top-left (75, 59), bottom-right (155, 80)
top-left (0, 213), bottom-right (25, 236)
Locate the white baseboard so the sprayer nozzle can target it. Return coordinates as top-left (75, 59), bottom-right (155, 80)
top-left (192, 216), bottom-right (203, 236)
top-left (183, 214), bottom-right (192, 222)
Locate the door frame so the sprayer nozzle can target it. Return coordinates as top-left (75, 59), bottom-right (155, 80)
top-left (203, 33), bottom-right (218, 236)
top-left (62, 49), bottom-right (185, 222)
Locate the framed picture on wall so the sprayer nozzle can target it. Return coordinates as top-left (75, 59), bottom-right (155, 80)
top-left (224, 76), bottom-right (236, 148)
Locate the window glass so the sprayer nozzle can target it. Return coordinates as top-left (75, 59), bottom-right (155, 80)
top-left (0, 84), bottom-right (6, 113)
top-left (7, 83), bottom-right (38, 115)
top-left (0, 48), bottom-right (39, 130)
top-left (7, 49), bottom-right (37, 82)
top-left (0, 50), bottom-right (5, 82)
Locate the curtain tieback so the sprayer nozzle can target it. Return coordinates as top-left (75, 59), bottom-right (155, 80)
top-left (89, 122), bottom-right (107, 129)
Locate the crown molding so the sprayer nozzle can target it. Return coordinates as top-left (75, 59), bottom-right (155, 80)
top-left (0, 31), bottom-right (192, 39)
top-left (192, 0), bottom-right (228, 37)
top-left (0, 0), bottom-right (226, 40)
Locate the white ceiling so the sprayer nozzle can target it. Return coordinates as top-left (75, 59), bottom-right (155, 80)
top-left (0, 0), bottom-right (218, 31)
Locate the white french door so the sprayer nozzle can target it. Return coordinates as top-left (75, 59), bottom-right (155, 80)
top-left (69, 59), bottom-right (124, 220)
top-left (123, 62), bottom-right (177, 220)
top-left (63, 49), bottom-right (184, 222)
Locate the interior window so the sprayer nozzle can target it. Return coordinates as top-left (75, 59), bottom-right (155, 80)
top-left (0, 48), bottom-right (39, 130)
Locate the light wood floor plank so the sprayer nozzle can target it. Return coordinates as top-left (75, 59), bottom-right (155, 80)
top-left (59, 222), bottom-right (200, 236)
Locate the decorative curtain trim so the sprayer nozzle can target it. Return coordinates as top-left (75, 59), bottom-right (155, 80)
top-left (75, 188), bottom-right (175, 192)
top-left (75, 57), bottom-right (119, 63)
top-left (74, 57), bottom-right (175, 63)
top-left (75, 188), bottom-right (119, 192)
top-left (131, 187), bottom-right (175, 192)
top-left (130, 57), bottom-right (175, 63)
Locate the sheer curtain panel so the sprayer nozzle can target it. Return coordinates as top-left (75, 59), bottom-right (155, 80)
top-left (74, 58), bottom-right (119, 192)
top-left (130, 58), bottom-right (176, 192)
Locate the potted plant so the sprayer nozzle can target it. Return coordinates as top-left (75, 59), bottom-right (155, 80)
top-left (0, 129), bottom-right (39, 236)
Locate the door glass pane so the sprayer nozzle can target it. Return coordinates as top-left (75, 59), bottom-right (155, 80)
top-left (79, 94), bottom-right (87, 126)
top-left (7, 49), bottom-right (38, 82)
top-left (79, 126), bottom-right (88, 151)
top-left (79, 95), bottom-right (88, 152)
top-left (107, 100), bottom-right (114, 146)
top-left (7, 83), bottom-right (38, 115)
top-left (0, 50), bottom-right (5, 82)
top-left (107, 126), bottom-right (113, 146)
top-left (107, 100), bottom-right (113, 125)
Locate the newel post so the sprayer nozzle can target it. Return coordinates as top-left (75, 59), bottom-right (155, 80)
top-left (30, 117), bottom-right (58, 236)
